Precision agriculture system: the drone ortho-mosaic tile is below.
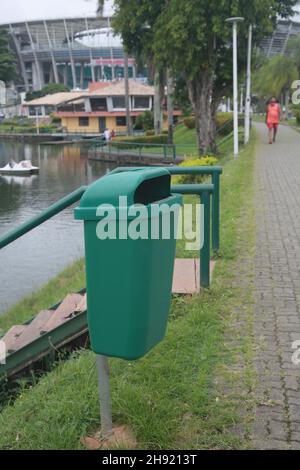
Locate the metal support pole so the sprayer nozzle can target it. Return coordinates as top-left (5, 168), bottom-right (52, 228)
top-left (233, 22), bottom-right (239, 158)
top-left (244, 25), bottom-right (252, 145)
top-left (36, 109), bottom-right (40, 135)
top-left (167, 69), bottom-right (174, 144)
top-left (124, 52), bottom-right (132, 136)
top-left (154, 71), bottom-right (162, 135)
top-left (96, 355), bottom-right (113, 439)
top-left (211, 172), bottom-right (220, 254)
top-left (200, 191), bottom-right (211, 289)
top-left (240, 86), bottom-right (244, 115)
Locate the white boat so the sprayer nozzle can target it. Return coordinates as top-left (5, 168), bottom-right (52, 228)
top-left (0, 160), bottom-right (39, 176)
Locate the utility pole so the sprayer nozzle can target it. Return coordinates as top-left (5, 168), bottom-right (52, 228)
top-left (167, 69), bottom-right (174, 144)
top-left (226, 17), bottom-right (244, 158)
top-left (244, 24), bottom-right (253, 144)
top-left (154, 71), bottom-right (162, 135)
top-left (124, 52), bottom-right (132, 136)
top-left (35, 108), bottom-right (40, 135)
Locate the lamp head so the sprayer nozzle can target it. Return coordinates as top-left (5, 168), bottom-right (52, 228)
top-left (225, 17), bottom-right (245, 24)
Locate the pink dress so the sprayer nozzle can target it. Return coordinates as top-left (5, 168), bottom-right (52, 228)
top-left (267, 103), bottom-right (280, 128)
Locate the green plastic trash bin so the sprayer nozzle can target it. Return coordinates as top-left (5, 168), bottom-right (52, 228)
top-left (75, 168), bottom-right (182, 360)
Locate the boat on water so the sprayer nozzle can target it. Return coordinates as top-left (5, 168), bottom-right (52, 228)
top-left (0, 160), bottom-right (39, 176)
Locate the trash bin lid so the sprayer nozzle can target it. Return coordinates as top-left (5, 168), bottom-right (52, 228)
top-left (74, 168), bottom-right (173, 220)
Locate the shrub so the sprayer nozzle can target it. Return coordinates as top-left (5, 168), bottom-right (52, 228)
top-left (134, 111), bottom-right (154, 131)
top-left (183, 112), bottom-right (243, 137)
top-left (146, 130), bottom-right (155, 136)
top-left (183, 116), bottom-right (196, 129)
top-left (172, 156), bottom-right (218, 184)
top-left (50, 113), bottom-right (62, 125)
top-left (296, 110), bottom-right (300, 125)
top-left (26, 84), bottom-right (70, 102)
top-left (111, 134), bottom-right (168, 149)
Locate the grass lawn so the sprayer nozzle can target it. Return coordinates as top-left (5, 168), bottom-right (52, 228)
top-left (0, 129), bottom-right (257, 450)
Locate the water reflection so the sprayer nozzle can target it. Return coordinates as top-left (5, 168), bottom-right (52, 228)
top-left (0, 141), bottom-right (116, 315)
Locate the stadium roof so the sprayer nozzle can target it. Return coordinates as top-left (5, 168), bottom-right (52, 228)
top-left (260, 19), bottom-right (300, 57)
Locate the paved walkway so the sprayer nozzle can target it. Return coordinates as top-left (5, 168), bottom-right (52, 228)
top-left (253, 123), bottom-right (300, 450)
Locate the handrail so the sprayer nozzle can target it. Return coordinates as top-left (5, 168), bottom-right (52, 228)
top-left (111, 166), bottom-right (222, 253)
top-left (0, 186), bottom-right (87, 250)
top-left (171, 184), bottom-right (214, 289)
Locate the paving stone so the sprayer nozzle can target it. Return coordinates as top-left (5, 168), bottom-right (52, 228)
top-left (252, 124), bottom-right (300, 449)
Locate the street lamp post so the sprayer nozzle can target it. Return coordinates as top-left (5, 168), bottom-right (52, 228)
top-left (244, 24), bottom-right (253, 145)
top-left (226, 17), bottom-right (244, 158)
top-left (35, 107), bottom-right (40, 135)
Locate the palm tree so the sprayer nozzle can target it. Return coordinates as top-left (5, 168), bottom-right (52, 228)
top-left (253, 55), bottom-right (297, 117)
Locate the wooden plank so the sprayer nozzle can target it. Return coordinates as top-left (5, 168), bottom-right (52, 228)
top-left (172, 259), bottom-right (216, 294)
top-left (41, 293), bottom-right (84, 334)
top-left (75, 293), bottom-right (87, 313)
top-left (13, 310), bottom-right (54, 352)
top-left (172, 259), bottom-right (198, 294)
top-left (2, 325), bottom-right (28, 353)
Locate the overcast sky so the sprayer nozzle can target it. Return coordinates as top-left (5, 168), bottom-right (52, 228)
top-left (0, 0), bottom-right (299, 24)
top-left (0, 0), bottom-right (114, 24)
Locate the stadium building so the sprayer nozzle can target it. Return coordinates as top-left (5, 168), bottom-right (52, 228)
top-left (3, 15), bottom-right (300, 94)
top-left (260, 19), bottom-right (300, 57)
top-left (1, 16), bottom-right (138, 92)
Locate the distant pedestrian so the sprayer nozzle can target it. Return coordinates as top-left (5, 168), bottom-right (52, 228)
top-left (104, 128), bottom-right (111, 142)
top-left (266, 97), bottom-right (281, 144)
top-left (111, 129), bottom-right (116, 139)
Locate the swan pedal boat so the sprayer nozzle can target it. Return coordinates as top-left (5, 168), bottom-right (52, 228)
top-left (0, 160), bottom-right (39, 176)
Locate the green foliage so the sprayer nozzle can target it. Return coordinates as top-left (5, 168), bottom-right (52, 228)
top-left (173, 156), bottom-right (218, 184)
top-left (0, 127), bottom-right (257, 450)
top-left (286, 35), bottom-right (300, 74)
top-left (111, 0), bottom-right (296, 152)
top-left (183, 113), bottom-right (236, 136)
top-left (0, 29), bottom-right (17, 83)
top-left (295, 110), bottom-right (300, 125)
top-left (0, 116), bottom-right (58, 134)
top-left (26, 84), bottom-right (70, 102)
top-left (173, 76), bottom-right (193, 116)
top-left (183, 117), bottom-right (195, 130)
top-left (133, 111), bottom-right (154, 131)
top-left (111, 134), bottom-right (168, 148)
top-left (253, 55), bottom-right (297, 99)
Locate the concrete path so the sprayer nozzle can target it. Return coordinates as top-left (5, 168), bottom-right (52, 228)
top-left (253, 123), bottom-right (300, 449)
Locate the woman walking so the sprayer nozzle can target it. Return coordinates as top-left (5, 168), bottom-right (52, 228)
top-left (266, 97), bottom-right (281, 144)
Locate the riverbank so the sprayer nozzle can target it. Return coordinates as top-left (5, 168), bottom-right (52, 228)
top-left (0, 133), bottom-right (257, 450)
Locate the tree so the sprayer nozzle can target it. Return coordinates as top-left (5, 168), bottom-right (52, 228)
top-left (104, 0), bottom-right (297, 154)
top-left (26, 84), bottom-right (70, 102)
top-left (286, 35), bottom-right (300, 75)
top-left (253, 55), bottom-right (297, 98)
top-left (0, 29), bottom-right (16, 83)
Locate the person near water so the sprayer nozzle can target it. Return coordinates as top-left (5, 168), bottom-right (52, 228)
top-left (266, 97), bottom-right (281, 144)
top-left (104, 128), bottom-right (111, 142)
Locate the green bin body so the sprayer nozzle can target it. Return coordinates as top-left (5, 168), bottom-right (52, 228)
top-left (75, 169), bottom-right (182, 360)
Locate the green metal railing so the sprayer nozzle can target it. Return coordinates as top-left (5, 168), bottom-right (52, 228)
top-left (171, 184), bottom-right (214, 289)
top-left (90, 140), bottom-right (178, 161)
top-left (111, 166), bottom-right (222, 254)
top-left (0, 167), bottom-right (222, 380)
top-left (0, 187), bottom-right (87, 250)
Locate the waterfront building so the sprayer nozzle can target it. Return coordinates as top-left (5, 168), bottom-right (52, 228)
top-left (24, 79), bottom-right (182, 133)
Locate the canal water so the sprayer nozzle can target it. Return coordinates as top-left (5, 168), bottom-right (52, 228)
top-left (0, 141), bottom-right (116, 316)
